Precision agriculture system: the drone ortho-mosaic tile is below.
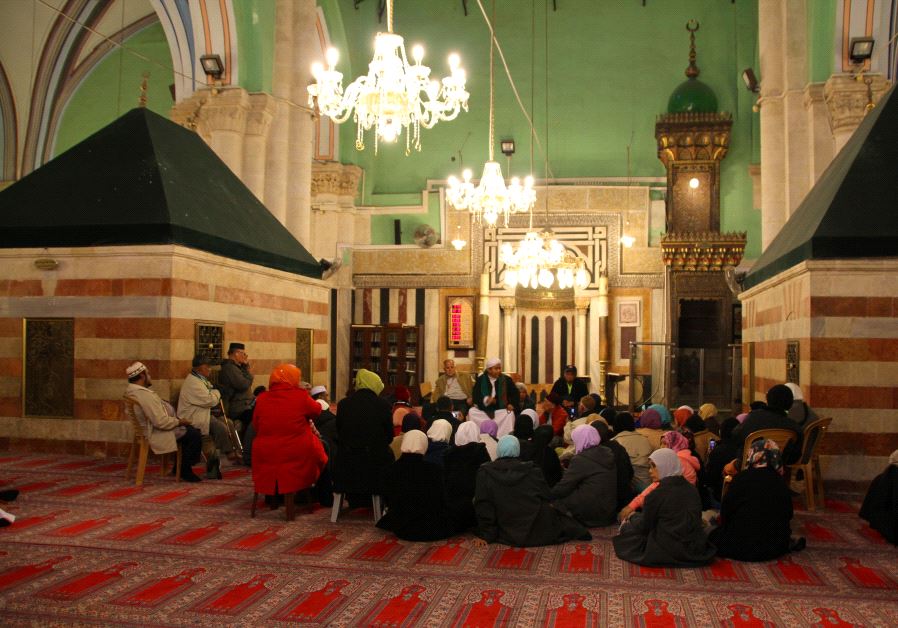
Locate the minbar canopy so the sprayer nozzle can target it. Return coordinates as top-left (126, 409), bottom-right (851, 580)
top-left (744, 83), bottom-right (898, 289)
top-left (0, 108), bottom-right (322, 278)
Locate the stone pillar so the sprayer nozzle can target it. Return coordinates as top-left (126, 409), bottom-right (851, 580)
top-left (596, 276), bottom-right (610, 400)
top-left (803, 83), bottom-right (834, 186)
top-left (242, 95), bottom-right (277, 202)
top-left (574, 297), bottom-right (589, 378)
top-left (781, 0), bottom-right (810, 218)
top-left (824, 73), bottom-right (890, 152)
top-left (475, 268), bottom-right (490, 373)
top-left (758, 0), bottom-right (787, 250)
top-left (499, 298), bottom-right (516, 375)
top-left (285, 0), bottom-right (318, 246)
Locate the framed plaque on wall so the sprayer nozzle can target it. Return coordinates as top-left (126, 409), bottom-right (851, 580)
top-left (447, 296), bottom-right (475, 349)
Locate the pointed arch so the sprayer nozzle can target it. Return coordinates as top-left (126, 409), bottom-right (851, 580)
top-left (0, 62), bottom-right (17, 181)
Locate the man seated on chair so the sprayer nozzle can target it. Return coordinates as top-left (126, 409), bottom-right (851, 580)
top-left (124, 362), bottom-right (203, 482)
top-left (177, 355), bottom-right (232, 479)
top-left (732, 384), bottom-right (802, 465)
top-left (433, 359), bottom-right (474, 415)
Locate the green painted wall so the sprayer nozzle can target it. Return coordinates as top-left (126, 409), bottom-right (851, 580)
top-left (808, 0), bottom-right (836, 83)
top-left (233, 0), bottom-right (276, 93)
top-left (370, 191), bottom-right (442, 245)
top-left (54, 23), bottom-right (172, 157)
top-left (326, 0), bottom-right (761, 255)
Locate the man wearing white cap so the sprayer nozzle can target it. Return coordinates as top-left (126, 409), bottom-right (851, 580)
top-left (310, 385), bottom-right (329, 403)
top-left (473, 358), bottom-right (520, 418)
top-left (123, 362), bottom-right (203, 482)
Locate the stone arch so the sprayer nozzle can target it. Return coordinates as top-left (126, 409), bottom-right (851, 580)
top-left (0, 62), bottom-right (17, 181)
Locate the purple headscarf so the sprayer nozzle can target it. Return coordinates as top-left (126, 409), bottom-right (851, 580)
top-left (480, 419), bottom-right (498, 439)
top-left (572, 424), bottom-right (600, 454)
top-left (638, 408), bottom-right (662, 429)
top-left (661, 430), bottom-right (689, 452)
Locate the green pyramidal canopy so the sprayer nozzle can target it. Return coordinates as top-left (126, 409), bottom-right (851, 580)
top-left (744, 83), bottom-right (898, 289)
top-left (0, 108), bottom-right (322, 278)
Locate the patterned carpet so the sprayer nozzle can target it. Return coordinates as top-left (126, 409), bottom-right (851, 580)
top-left (0, 453), bottom-right (897, 627)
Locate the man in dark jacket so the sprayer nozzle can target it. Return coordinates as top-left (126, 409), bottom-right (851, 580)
top-left (429, 395), bottom-right (461, 434)
top-left (218, 342), bottom-right (255, 430)
top-left (733, 384), bottom-right (802, 463)
top-left (593, 421), bottom-right (635, 508)
top-left (549, 365), bottom-right (590, 412)
top-left (473, 358), bottom-right (521, 418)
top-left (474, 435), bottom-right (590, 547)
top-left (334, 369), bottom-right (394, 508)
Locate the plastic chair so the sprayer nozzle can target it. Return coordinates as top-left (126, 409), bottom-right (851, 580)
top-left (722, 428), bottom-right (797, 499)
top-left (330, 492), bottom-right (383, 523)
top-left (123, 398), bottom-right (182, 486)
top-left (785, 417), bottom-right (832, 511)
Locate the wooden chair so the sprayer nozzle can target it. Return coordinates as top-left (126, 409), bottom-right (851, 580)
top-left (251, 488), bottom-right (315, 522)
top-left (123, 398), bottom-right (182, 486)
top-left (722, 428), bottom-right (797, 499)
top-left (785, 417), bottom-right (832, 512)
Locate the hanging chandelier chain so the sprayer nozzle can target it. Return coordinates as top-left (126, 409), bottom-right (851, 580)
top-left (488, 0), bottom-right (495, 161)
top-left (387, 0), bottom-right (394, 33)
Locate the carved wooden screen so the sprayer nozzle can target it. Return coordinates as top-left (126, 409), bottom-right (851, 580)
top-left (296, 328), bottom-right (313, 384)
top-left (24, 318), bottom-right (74, 417)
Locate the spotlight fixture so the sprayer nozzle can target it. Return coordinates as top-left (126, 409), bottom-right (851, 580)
top-left (500, 139), bottom-right (515, 157)
top-left (688, 177), bottom-right (700, 189)
top-left (849, 37), bottom-right (874, 64)
top-left (200, 54), bottom-right (224, 79)
top-left (741, 67), bottom-right (759, 93)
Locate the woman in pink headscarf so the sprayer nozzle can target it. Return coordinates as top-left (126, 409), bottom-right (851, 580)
top-left (660, 431), bottom-right (699, 485)
top-left (549, 425), bottom-right (618, 527)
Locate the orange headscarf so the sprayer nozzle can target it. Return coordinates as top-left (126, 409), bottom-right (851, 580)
top-left (269, 363), bottom-right (301, 388)
top-left (673, 405), bottom-right (693, 428)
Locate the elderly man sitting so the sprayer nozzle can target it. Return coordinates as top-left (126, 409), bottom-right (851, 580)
top-left (178, 355), bottom-right (233, 479)
top-left (124, 362), bottom-right (203, 482)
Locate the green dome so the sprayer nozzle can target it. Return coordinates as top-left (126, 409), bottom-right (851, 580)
top-left (667, 78), bottom-right (718, 113)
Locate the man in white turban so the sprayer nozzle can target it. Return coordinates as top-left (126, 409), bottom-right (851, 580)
top-left (472, 358), bottom-right (520, 419)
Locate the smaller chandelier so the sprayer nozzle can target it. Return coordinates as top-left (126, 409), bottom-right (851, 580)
top-left (500, 231), bottom-right (590, 290)
top-left (447, 165), bottom-right (535, 227)
top-left (308, 0), bottom-right (468, 154)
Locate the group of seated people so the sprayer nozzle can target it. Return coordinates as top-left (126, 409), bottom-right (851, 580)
top-left (233, 354), bottom-right (891, 566)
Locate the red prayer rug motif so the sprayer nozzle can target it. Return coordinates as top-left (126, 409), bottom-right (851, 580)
top-left (102, 517), bottom-right (176, 541)
top-left (699, 558), bottom-right (751, 583)
top-left (47, 480), bottom-right (109, 497)
top-left (188, 573), bottom-right (276, 616)
top-left (283, 529), bottom-right (342, 556)
top-left (348, 535), bottom-right (405, 562)
top-left (97, 485), bottom-right (144, 500)
top-left (789, 603), bottom-right (864, 627)
top-left (626, 596), bottom-right (693, 627)
top-left (48, 515), bottom-right (120, 537)
top-left (714, 602), bottom-right (778, 627)
top-left (838, 556), bottom-right (898, 589)
top-left (554, 543), bottom-right (605, 575)
top-left (269, 578), bottom-right (352, 623)
top-left (35, 561), bottom-right (138, 601)
top-left (801, 520), bottom-right (844, 543)
top-left (0, 556), bottom-right (72, 592)
top-left (538, 591), bottom-right (605, 628)
top-left (857, 523), bottom-right (889, 545)
top-left (193, 490), bottom-right (240, 507)
top-left (220, 525), bottom-right (284, 551)
top-left (769, 556), bottom-right (826, 587)
top-left (358, 583), bottom-right (431, 627)
top-left (110, 567), bottom-right (206, 608)
top-left (450, 587), bottom-right (518, 627)
top-left (484, 546), bottom-right (539, 571)
top-left (160, 521), bottom-right (228, 546)
top-left (415, 537), bottom-right (469, 567)
top-left (625, 563), bottom-right (681, 581)
top-left (145, 487), bottom-right (195, 503)
top-left (0, 509), bottom-right (68, 532)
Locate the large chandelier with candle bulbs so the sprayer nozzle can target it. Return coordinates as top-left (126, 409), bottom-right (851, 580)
top-left (445, 9), bottom-right (535, 227)
top-left (500, 230), bottom-right (590, 290)
top-left (307, 0), bottom-right (469, 154)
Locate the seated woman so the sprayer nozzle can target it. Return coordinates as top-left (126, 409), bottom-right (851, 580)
top-left (391, 385), bottom-right (413, 437)
top-left (593, 421), bottom-right (635, 509)
top-left (425, 419), bottom-right (453, 467)
top-left (252, 364), bottom-right (327, 503)
top-left (709, 439), bottom-right (798, 561)
top-left (612, 412), bottom-right (653, 492)
top-left (390, 413), bottom-right (423, 461)
top-left (698, 403), bottom-right (720, 436)
top-left (660, 431), bottom-right (699, 485)
top-left (859, 449), bottom-right (898, 545)
top-left (522, 425), bottom-right (563, 487)
top-left (444, 422), bottom-right (491, 531)
top-left (613, 449), bottom-right (716, 567)
top-left (474, 435), bottom-right (590, 547)
top-left (550, 425), bottom-right (618, 527)
top-left (376, 430), bottom-right (456, 541)
top-left (635, 408), bottom-right (664, 451)
top-left (479, 419), bottom-right (499, 461)
top-left (684, 414), bottom-right (715, 466)
top-left (541, 393), bottom-right (569, 445)
top-left (647, 404), bottom-right (673, 431)
top-left (513, 413), bottom-right (537, 461)
top-left (705, 417), bottom-right (742, 503)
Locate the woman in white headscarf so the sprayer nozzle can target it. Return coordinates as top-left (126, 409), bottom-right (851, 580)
top-left (443, 421), bottom-right (491, 531)
top-left (425, 419), bottom-right (453, 467)
top-left (376, 430), bottom-right (456, 541)
top-left (612, 448), bottom-right (715, 567)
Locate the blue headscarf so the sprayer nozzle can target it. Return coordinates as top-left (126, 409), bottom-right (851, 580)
top-left (497, 434), bottom-right (521, 459)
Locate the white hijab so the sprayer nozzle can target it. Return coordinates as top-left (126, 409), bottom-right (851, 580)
top-left (427, 419), bottom-right (453, 444)
top-left (649, 448), bottom-right (683, 479)
top-left (400, 430), bottom-right (428, 455)
top-left (521, 408), bottom-right (539, 429)
top-left (454, 421), bottom-right (481, 446)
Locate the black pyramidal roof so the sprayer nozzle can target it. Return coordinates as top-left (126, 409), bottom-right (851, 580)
top-left (744, 83), bottom-right (898, 289)
top-left (0, 108), bottom-right (321, 278)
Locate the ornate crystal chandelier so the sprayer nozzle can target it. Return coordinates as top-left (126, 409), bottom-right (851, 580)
top-left (307, 0), bottom-right (469, 154)
top-left (445, 10), bottom-right (535, 227)
top-left (500, 230), bottom-right (590, 290)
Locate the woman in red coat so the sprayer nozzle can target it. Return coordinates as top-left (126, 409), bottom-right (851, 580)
top-left (251, 364), bottom-right (327, 496)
